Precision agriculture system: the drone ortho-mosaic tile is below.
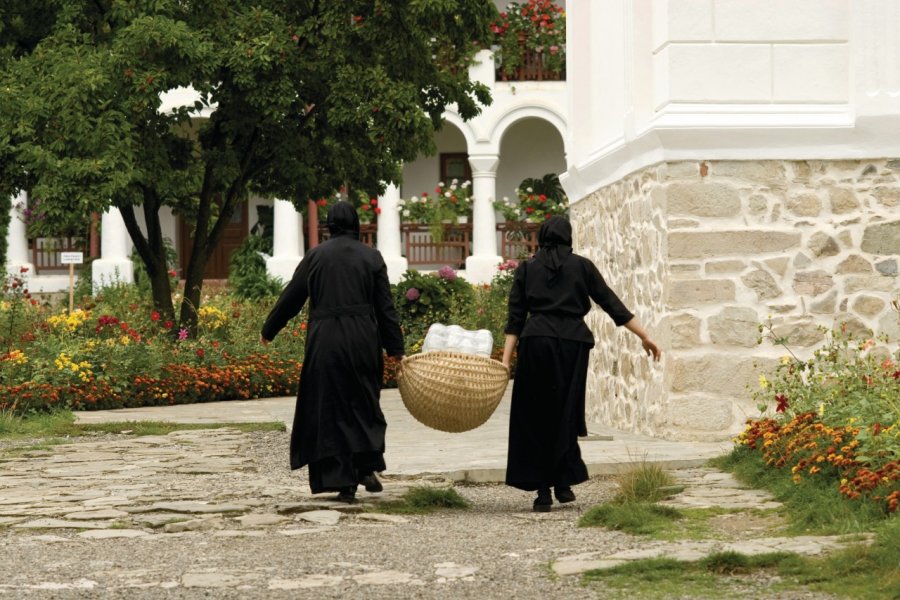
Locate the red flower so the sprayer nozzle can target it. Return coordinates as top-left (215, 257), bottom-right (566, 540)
top-left (163, 320), bottom-right (174, 330)
top-left (525, 207), bottom-right (534, 213)
top-left (150, 311), bottom-right (160, 322)
top-left (375, 207), bottom-right (381, 215)
top-left (435, 186), bottom-right (442, 194)
top-left (775, 394), bottom-right (788, 413)
top-left (196, 348), bottom-right (205, 358)
top-left (370, 198), bottom-right (378, 206)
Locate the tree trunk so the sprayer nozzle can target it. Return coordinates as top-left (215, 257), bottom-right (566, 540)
top-left (118, 202), bottom-right (175, 322)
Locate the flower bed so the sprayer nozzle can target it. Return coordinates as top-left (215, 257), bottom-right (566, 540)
top-left (736, 323), bottom-right (900, 513)
top-left (1, 263), bottom-right (517, 414)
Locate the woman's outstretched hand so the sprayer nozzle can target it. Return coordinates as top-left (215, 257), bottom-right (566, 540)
top-left (642, 337), bottom-right (662, 362)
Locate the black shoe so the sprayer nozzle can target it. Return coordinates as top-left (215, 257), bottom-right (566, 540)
top-left (554, 486), bottom-right (576, 503)
top-left (335, 487), bottom-right (356, 503)
top-left (533, 488), bottom-right (552, 513)
top-left (360, 473), bottom-right (383, 493)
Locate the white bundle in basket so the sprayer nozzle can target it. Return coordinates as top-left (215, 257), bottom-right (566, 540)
top-left (422, 324), bottom-right (493, 357)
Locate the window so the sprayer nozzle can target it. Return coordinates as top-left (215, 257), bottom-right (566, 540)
top-left (440, 153), bottom-right (472, 183)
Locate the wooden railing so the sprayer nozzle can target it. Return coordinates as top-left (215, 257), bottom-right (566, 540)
top-left (497, 222), bottom-right (540, 259)
top-left (31, 237), bottom-right (85, 274)
top-left (314, 222), bottom-right (539, 266)
top-left (496, 50), bottom-right (565, 82)
top-left (402, 223), bottom-right (471, 269)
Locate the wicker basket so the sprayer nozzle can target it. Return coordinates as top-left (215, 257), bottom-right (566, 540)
top-left (397, 351), bottom-right (510, 433)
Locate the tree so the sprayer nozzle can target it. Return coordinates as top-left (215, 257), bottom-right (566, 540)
top-left (0, 0), bottom-right (494, 331)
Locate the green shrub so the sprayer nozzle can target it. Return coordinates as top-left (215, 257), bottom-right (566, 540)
top-left (228, 234), bottom-right (283, 300)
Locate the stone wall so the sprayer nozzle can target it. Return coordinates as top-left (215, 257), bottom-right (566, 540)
top-left (573, 159), bottom-right (900, 440)
top-left (570, 167), bottom-right (667, 435)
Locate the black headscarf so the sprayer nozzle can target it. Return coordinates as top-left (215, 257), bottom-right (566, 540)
top-left (326, 200), bottom-right (360, 239)
top-left (535, 216), bottom-right (573, 286)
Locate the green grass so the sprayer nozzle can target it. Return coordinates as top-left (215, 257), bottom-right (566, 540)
top-left (0, 409), bottom-right (285, 441)
top-left (613, 461), bottom-right (680, 503)
top-left (579, 502), bottom-right (681, 535)
top-left (710, 449), bottom-right (889, 535)
top-left (582, 523), bottom-right (900, 600)
top-left (374, 486), bottom-right (470, 515)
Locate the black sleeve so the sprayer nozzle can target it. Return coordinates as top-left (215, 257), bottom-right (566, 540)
top-left (504, 262), bottom-right (528, 336)
top-left (373, 259), bottom-right (405, 357)
top-left (587, 260), bottom-right (634, 327)
top-left (260, 256), bottom-right (310, 341)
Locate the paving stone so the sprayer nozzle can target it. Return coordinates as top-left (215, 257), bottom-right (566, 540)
top-left (296, 510), bottom-right (342, 526)
top-left (236, 513), bottom-right (288, 528)
top-left (181, 572), bottom-right (258, 588)
top-left (212, 530), bottom-right (267, 538)
top-left (434, 562), bottom-right (478, 579)
top-left (277, 526), bottom-right (336, 536)
top-left (352, 570), bottom-right (417, 585)
top-left (163, 517), bottom-right (227, 533)
top-left (130, 513), bottom-right (196, 528)
top-left (356, 513), bottom-right (410, 524)
top-left (64, 509), bottom-right (130, 520)
top-left (268, 575), bottom-right (343, 589)
top-left (139, 501), bottom-right (248, 514)
top-left (78, 529), bottom-right (150, 539)
top-left (13, 519), bottom-right (114, 530)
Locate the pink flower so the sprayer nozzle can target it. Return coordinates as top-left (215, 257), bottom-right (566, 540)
top-left (549, 45), bottom-right (559, 54)
top-left (178, 328), bottom-right (189, 340)
top-left (405, 288), bottom-right (420, 302)
top-left (438, 266), bottom-right (457, 281)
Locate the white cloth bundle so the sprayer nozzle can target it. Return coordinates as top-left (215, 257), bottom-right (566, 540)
top-left (422, 324), bottom-right (493, 357)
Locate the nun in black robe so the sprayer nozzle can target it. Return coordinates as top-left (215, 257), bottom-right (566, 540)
top-left (261, 201), bottom-right (405, 501)
top-left (501, 216), bottom-right (661, 511)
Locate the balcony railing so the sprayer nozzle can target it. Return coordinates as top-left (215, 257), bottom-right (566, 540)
top-left (497, 222), bottom-right (540, 259)
top-left (496, 49), bottom-right (565, 82)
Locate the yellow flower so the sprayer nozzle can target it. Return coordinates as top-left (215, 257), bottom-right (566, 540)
top-left (818, 403), bottom-right (825, 417)
top-left (758, 374), bottom-right (769, 389)
top-left (781, 356), bottom-right (791, 365)
top-left (120, 335), bottom-right (131, 346)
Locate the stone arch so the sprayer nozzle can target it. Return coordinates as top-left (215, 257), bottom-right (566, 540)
top-left (491, 105), bottom-right (567, 151)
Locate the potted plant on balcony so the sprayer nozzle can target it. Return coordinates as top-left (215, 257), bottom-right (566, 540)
top-left (398, 192), bottom-right (448, 242)
top-left (494, 173), bottom-right (568, 224)
top-left (491, 0), bottom-right (566, 80)
top-left (353, 192), bottom-right (381, 225)
top-left (436, 179), bottom-right (473, 224)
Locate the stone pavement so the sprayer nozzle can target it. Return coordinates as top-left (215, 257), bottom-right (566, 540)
top-left (74, 389), bottom-right (732, 482)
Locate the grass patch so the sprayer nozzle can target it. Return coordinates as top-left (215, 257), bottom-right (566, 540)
top-left (0, 409), bottom-right (285, 441)
top-left (613, 461), bottom-right (679, 503)
top-left (710, 449), bottom-right (888, 535)
top-left (578, 502), bottom-right (681, 535)
top-left (583, 535), bottom-right (900, 600)
top-left (374, 486), bottom-right (470, 515)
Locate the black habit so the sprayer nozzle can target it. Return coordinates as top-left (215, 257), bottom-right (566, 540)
top-left (261, 202), bottom-right (404, 493)
top-left (505, 217), bottom-right (634, 491)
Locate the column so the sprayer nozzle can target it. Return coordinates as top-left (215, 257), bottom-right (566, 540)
top-left (266, 198), bottom-right (305, 283)
top-left (376, 182), bottom-right (407, 283)
top-left (6, 191), bottom-right (34, 277)
top-left (92, 206), bottom-right (134, 292)
top-left (465, 154), bottom-right (502, 284)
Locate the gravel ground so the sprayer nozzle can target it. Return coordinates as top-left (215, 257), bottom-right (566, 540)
top-left (0, 430), bottom-right (841, 599)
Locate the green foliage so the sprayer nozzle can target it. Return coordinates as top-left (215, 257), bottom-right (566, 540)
top-left (491, 0), bottom-right (566, 78)
top-left (0, 193), bottom-right (9, 266)
top-left (494, 174), bottom-right (569, 223)
top-left (392, 268), bottom-right (476, 351)
top-left (376, 486), bottom-right (470, 514)
top-left (518, 173), bottom-right (566, 203)
top-left (578, 502), bottom-right (681, 535)
top-left (228, 234), bottom-right (283, 300)
top-left (0, 0), bottom-right (494, 328)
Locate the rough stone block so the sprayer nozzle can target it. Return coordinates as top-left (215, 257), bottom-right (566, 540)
top-left (810, 291), bottom-right (837, 315)
top-left (872, 187), bottom-right (900, 208)
top-left (836, 255), bottom-right (872, 274)
top-left (708, 307), bottom-right (760, 347)
top-left (669, 231), bottom-right (801, 259)
top-left (833, 313), bottom-right (873, 339)
top-left (875, 259), bottom-right (898, 276)
top-left (668, 279), bottom-right (736, 307)
top-left (861, 221), bottom-right (900, 255)
top-left (741, 269), bottom-right (782, 300)
top-left (771, 317), bottom-right (825, 347)
top-left (669, 218), bottom-right (700, 229)
top-left (808, 232), bottom-right (840, 257)
top-left (793, 271), bottom-right (834, 296)
top-left (670, 313), bottom-right (701, 349)
top-left (670, 354), bottom-right (776, 397)
top-left (843, 275), bottom-right (896, 293)
top-left (710, 161), bottom-right (787, 187)
top-left (763, 257), bottom-right (790, 276)
top-left (664, 395), bottom-right (734, 431)
top-left (706, 260), bottom-right (746, 274)
top-left (787, 193), bottom-right (821, 217)
top-left (667, 183), bottom-right (741, 217)
top-left (829, 187), bottom-right (860, 214)
top-left (851, 295), bottom-right (886, 318)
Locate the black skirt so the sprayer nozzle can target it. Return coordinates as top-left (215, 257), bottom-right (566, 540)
top-left (505, 336), bottom-right (591, 491)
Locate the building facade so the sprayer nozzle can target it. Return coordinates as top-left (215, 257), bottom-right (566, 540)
top-left (563, 0), bottom-right (900, 440)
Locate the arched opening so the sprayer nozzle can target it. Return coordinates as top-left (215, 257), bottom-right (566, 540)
top-left (496, 117), bottom-right (566, 206)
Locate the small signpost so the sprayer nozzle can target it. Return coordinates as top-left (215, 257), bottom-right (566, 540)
top-left (60, 252), bottom-right (83, 314)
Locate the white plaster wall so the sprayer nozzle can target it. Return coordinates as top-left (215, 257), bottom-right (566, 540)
top-left (401, 125), bottom-right (468, 199)
top-left (496, 118), bottom-right (566, 203)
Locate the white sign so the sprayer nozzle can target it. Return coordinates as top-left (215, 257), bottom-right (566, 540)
top-left (60, 252), bottom-right (84, 265)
